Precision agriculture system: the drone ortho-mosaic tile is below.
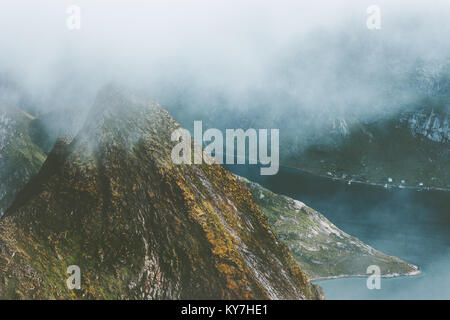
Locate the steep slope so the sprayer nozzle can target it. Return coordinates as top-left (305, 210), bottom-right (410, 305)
top-left (0, 102), bottom-right (46, 216)
top-left (0, 86), bottom-right (322, 300)
top-left (239, 177), bottom-right (419, 280)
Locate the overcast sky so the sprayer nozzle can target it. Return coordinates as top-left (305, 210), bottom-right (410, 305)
top-left (1, 0), bottom-right (450, 119)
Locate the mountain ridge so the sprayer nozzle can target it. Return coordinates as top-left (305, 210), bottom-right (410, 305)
top-left (0, 85), bottom-right (323, 299)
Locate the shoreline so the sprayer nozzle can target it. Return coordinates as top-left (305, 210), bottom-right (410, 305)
top-left (281, 164), bottom-right (450, 192)
top-left (311, 268), bottom-right (422, 282)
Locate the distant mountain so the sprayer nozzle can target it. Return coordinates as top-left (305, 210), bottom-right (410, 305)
top-left (0, 86), bottom-right (323, 299)
top-left (284, 100), bottom-right (449, 190)
top-left (240, 177), bottom-right (419, 280)
top-left (0, 103), bottom-right (46, 216)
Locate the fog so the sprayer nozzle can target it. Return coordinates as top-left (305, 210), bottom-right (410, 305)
top-left (2, 0), bottom-right (450, 122)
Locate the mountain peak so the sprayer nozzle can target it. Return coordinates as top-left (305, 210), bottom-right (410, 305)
top-left (0, 89), bottom-right (322, 299)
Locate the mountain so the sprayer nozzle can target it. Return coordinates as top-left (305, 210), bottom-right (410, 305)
top-left (284, 99), bottom-right (449, 190)
top-left (0, 102), bottom-right (46, 216)
top-left (0, 86), bottom-right (323, 299)
top-left (240, 177), bottom-right (419, 280)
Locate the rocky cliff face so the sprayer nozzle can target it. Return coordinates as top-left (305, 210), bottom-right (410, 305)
top-left (0, 103), bottom-right (46, 216)
top-left (400, 105), bottom-right (449, 144)
top-left (0, 86), bottom-right (322, 300)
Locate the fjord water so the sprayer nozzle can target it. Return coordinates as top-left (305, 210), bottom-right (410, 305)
top-left (225, 165), bottom-right (450, 299)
